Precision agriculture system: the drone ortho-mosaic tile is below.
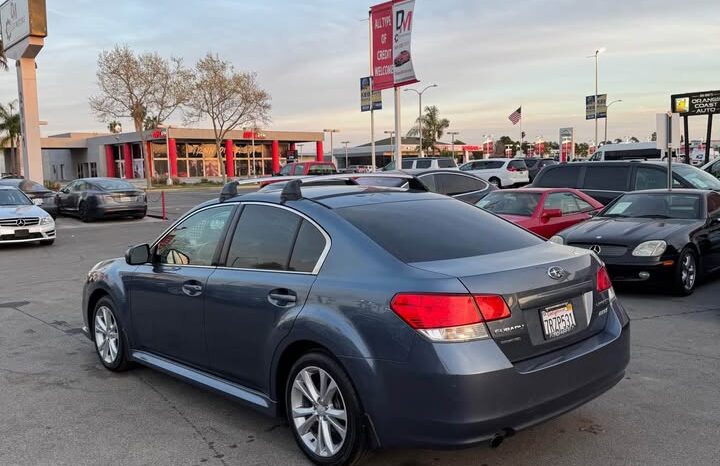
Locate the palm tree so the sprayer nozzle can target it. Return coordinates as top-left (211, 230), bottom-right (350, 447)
top-left (407, 105), bottom-right (450, 155)
top-left (0, 102), bottom-right (22, 175)
top-left (0, 40), bottom-right (7, 71)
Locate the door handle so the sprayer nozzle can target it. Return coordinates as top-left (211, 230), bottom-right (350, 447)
top-left (268, 290), bottom-right (297, 307)
top-left (182, 282), bottom-right (204, 297)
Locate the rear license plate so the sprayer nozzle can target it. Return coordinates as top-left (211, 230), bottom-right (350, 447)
top-left (14, 229), bottom-right (30, 238)
top-left (120, 196), bottom-right (134, 202)
top-left (541, 303), bottom-right (577, 340)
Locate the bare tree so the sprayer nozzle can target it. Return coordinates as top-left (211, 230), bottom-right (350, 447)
top-left (185, 53), bottom-right (271, 181)
top-left (89, 45), bottom-right (192, 186)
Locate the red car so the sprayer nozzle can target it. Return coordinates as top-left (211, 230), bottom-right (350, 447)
top-left (476, 187), bottom-right (604, 239)
top-left (260, 162), bottom-right (338, 188)
top-left (394, 50), bottom-right (411, 67)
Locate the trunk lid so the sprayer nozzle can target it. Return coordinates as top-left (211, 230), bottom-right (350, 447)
top-left (409, 243), bottom-right (610, 362)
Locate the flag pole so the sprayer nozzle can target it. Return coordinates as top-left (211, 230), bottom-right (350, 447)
top-left (519, 106), bottom-right (523, 156)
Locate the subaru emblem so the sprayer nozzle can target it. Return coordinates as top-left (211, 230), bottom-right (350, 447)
top-left (547, 266), bottom-right (566, 280)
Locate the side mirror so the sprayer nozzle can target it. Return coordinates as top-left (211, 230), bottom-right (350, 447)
top-left (541, 208), bottom-right (563, 221)
top-left (588, 209), bottom-right (599, 217)
top-left (125, 244), bottom-right (151, 265)
top-left (32, 198), bottom-right (43, 206)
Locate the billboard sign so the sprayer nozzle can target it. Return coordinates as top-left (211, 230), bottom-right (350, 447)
top-left (559, 127), bottom-right (574, 162)
top-left (0, 0), bottom-right (46, 50)
top-left (360, 77), bottom-right (383, 112)
top-left (671, 90), bottom-right (720, 116)
top-left (371, 1), bottom-right (394, 91)
top-left (371, 0), bottom-right (418, 91)
top-left (585, 94), bottom-right (607, 120)
top-left (392, 0), bottom-right (418, 87)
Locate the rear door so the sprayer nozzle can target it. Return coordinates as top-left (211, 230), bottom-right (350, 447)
top-left (204, 203), bottom-right (326, 391)
top-left (431, 173), bottom-right (490, 204)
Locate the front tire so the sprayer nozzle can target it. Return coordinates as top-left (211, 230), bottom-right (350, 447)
top-left (488, 177), bottom-right (501, 188)
top-left (673, 247), bottom-right (698, 296)
top-left (286, 353), bottom-right (368, 466)
top-left (92, 297), bottom-right (131, 371)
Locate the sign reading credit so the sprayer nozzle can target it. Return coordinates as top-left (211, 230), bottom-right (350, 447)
top-left (371, 0), bottom-right (418, 91)
top-left (672, 90), bottom-right (720, 116)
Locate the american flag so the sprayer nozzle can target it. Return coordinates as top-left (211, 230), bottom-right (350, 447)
top-left (508, 107), bottom-right (522, 125)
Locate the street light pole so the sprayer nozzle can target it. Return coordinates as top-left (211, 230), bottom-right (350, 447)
top-left (404, 84), bottom-right (438, 157)
top-left (589, 48), bottom-right (606, 150)
top-left (605, 99), bottom-right (623, 145)
top-left (341, 141), bottom-right (350, 170)
top-left (323, 129), bottom-right (340, 166)
top-left (157, 124), bottom-right (173, 185)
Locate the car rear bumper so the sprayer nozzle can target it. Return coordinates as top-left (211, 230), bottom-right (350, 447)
top-left (347, 301), bottom-right (630, 449)
top-left (92, 203), bottom-right (147, 218)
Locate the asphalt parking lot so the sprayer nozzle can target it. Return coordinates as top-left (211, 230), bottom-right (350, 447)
top-left (0, 203), bottom-right (719, 466)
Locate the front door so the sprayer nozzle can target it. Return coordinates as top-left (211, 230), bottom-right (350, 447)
top-left (127, 204), bottom-right (236, 368)
top-left (537, 192), bottom-right (594, 238)
top-left (204, 204), bottom-right (328, 391)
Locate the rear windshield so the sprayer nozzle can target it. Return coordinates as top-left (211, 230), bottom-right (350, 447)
top-left (337, 199), bottom-right (541, 263)
top-left (509, 160), bottom-right (528, 170)
top-left (94, 179), bottom-right (135, 190)
top-left (308, 164), bottom-right (337, 175)
top-left (535, 165), bottom-right (581, 188)
top-left (437, 159), bottom-right (456, 168)
top-left (476, 192), bottom-right (542, 217)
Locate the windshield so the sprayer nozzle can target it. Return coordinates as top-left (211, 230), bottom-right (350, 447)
top-left (0, 189), bottom-right (32, 206)
top-left (673, 164), bottom-right (720, 190)
top-left (476, 192), bottom-right (542, 217)
top-left (602, 193), bottom-right (702, 220)
top-left (93, 179), bottom-right (136, 190)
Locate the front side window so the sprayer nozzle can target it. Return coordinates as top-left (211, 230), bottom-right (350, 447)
top-left (225, 205), bottom-right (326, 272)
top-left (416, 159), bottom-right (432, 169)
top-left (279, 164), bottom-right (294, 176)
top-left (156, 205), bottom-right (235, 266)
top-left (544, 192), bottom-right (584, 214)
top-left (477, 192), bottom-right (542, 217)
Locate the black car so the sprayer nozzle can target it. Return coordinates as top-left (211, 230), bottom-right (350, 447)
top-left (261, 171), bottom-right (497, 205)
top-left (0, 179), bottom-right (58, 218)
top-left (550, 189), bottom-right (720, 295)
top-left (531, 161), bottom-right (720, 205)
top-left (524, 158), bottom-right (557, 182)
top-left (57, 178), bottom-right (147, 222)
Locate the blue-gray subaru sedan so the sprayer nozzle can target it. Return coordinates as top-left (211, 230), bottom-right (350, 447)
top-left (82, 179), bottom-right (630, 466)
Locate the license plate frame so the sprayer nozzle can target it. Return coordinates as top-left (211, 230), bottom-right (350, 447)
top-left (541, 302), bottom-right (577, 340)
top-left (14, 229), bottom-right (30, 239)
top-left (120, 196), bottom-right (134, 203)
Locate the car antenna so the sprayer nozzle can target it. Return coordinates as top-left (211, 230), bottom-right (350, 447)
top-left (281, 179), bottom-right (303, 203)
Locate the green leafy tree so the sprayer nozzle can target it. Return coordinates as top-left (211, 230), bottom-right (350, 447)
top-left (407, 105), bottom-right (450, 155)
top-left (576, 142), bottom-right (589, 157)
top-left (144, 115), bottom-right (159, 131)
top-left (0, 102), bottom-right (22, 174)
top-left (0, 41), bottom-right (7, 71)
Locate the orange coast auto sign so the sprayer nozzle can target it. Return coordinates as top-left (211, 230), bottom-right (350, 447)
top-left (371, 0), bottom-right (418, 91)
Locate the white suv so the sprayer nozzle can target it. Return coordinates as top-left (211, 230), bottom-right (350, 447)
top-left (0, 186), bottom-right (56, 246)
top-left (459, 158), bottom-right (529, 188)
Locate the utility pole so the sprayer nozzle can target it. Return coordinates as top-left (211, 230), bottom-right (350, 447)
top-left (323, 129), bottom-right (340, 166)
top-left (448, 131), bottom-right (459, 163)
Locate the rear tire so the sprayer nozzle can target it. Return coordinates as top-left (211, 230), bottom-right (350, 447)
top-left (673, 247), bottom-right (698, 296)
top-left (79, 202), bottom-right (92, 223)
top-left (489, 177), bottom-right (502, 188)
top-left (286, 353), bottom-right (368, 466)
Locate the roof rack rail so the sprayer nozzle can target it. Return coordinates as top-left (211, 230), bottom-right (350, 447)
top-left (220, 173), bottom-right (430, 203)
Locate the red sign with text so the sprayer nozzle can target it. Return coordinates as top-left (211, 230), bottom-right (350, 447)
top-left (371, 1), bottom-right (395, 91)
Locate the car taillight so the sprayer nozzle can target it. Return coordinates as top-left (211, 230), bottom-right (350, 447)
top-left (596, 266), bottom-right (612, 293)
top-left (507, 166), bottom-right (517, 172)
top-left (390, 293), bottom-right (511, 342)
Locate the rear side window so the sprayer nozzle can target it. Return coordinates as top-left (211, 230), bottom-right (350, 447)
top-left (415, 159), bottom-right (432, 169)
top-left (473, 161), bottom-right (504, 169)
top-left (337, 199), bottom-right (541, 263)
top-left (708, 193), bottom-right (720, 217)
top-left (635, 167), bottom-right (668, 190)
top-left (524, 159), bottom-right (539, 168)
top-left (584, 166), bottom-right (629, 191)
top-left (437, 159), bottom-right (456, 168)
top-left (434, 173), bottom-right (487, 195)
top-left (226, 205), bottom-right (301, 271)
top-left (289, 221), bottom-right (327, 273)
top-left (401, 160), bottom-right (414, 169)
top-left (293, 164), bottom-right (305, 175)
top-left (509, 160), bottom-right (527, 170)
top-left (535, 166), bottom-right (581, 188)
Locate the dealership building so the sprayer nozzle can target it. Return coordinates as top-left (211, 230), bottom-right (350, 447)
top-left (2, 127), bottom-right (326, 181)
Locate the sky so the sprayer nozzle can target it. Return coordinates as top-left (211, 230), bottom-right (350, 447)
top-left (1, 0), bottom-right (719, 149)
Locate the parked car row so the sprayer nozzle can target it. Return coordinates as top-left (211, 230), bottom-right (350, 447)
top-left (0, 186), bottom-right (56, 246)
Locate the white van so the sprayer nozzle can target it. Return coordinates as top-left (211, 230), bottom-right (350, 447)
top-left (588, 142), bottom-right (662, 162)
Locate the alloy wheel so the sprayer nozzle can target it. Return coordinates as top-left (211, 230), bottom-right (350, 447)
top-left (681, 253), bottom-right (696, 291)
top-left (94, 306), bottom-right (120, 365)
top-left (290, 366), bottom-right (348, 458)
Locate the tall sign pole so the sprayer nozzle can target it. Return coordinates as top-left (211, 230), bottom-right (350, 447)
top-left (368, 10), bottom-right (376, 171)
top-left (1, 0), bottom-right (47, 182)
